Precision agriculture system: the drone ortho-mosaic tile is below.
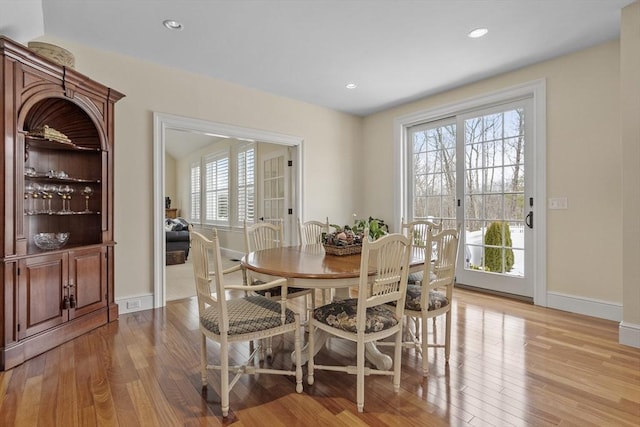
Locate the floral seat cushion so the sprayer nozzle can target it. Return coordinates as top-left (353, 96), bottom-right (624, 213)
top-left (312, 298), bottom-right (399, 334)
top-left (200, 295), bottom-right (295, 335)
top-left (404, 284), bottom-right (449, 311)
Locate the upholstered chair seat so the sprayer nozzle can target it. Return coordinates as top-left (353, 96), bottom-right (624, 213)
top-left (312, 298), bottom-right (400, 334)
top-left (403, 285), bottom-right (449, 312)
top-left (200, 296), bottom-right (296, 335)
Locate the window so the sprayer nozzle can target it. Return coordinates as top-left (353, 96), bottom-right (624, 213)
top-left (189, 144), bottom-right (256, 227)
top-left (204, 153), bottom-right (229, 223)
top-left (408, 119), bottom-right (457, 228)
top-left (190, 162), bottom-right (200, 222)
top-left (237, 144), bottom-right (256, 223)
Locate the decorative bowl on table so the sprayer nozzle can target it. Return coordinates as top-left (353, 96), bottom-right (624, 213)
top-left (322, 228), bottom-right (363, 256)
top-left (33, 232), bottom-right (70, 250)
top-left (322, 217), bottom-right (390, 256)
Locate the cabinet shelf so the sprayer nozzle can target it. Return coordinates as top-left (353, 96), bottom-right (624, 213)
top-left (24, 211), bottom-right (101, 216)
top-left (24, 135), bottom-right (101, 152)
top-left (24, 174), bottom-right (101, 184)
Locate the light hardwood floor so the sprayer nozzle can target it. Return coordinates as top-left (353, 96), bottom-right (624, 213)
top-left (1, 287), bottom-right (638, 426)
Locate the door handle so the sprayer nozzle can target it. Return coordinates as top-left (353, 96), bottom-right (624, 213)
top-left (525, 211), bottom-right (533, 229)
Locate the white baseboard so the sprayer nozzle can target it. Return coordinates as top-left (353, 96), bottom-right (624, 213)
top-left (619, 322), bottom-right (640, 348)
top-left (546, 291), bottom-right (622, 322)
top-left (116, 293), bottom-right (155, 314)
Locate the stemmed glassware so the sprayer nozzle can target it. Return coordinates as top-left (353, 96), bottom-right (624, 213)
top-left (41, 184), bottom-right (56, 214)
top-left (82, 186), bottom-right (93, 212)
top-left (57, 185), bottom-right (74, 213)
top-left (31, 183), bottom-right (42, 213)
top-left (24, 182), bottom-right (36, 214)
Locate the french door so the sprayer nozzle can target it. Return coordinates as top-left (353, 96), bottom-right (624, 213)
top-left (259, 147), bottom-right (294, 244)
top-left (407, 98), bottom-right (534, 298)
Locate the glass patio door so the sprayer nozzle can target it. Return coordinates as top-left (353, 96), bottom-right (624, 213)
top-left (456, 99), bottom-right (534, 297)
top-left (407, 98), bottom-right (534, 298)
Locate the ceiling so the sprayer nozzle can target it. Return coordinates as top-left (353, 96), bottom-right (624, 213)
top-left (0, 0), bottom-right (635, 116)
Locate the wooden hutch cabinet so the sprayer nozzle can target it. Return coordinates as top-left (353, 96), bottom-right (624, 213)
top-left (0, 36), bottom-right (124, 370)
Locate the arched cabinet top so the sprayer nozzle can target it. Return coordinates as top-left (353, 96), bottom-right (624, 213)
top-left (19, 95), bottom-right (107, 151)
top-left (2, 35), bottom-right (124, 151)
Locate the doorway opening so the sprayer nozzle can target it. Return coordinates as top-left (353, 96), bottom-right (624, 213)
top-left (153, 112), bottom-right (303, 308)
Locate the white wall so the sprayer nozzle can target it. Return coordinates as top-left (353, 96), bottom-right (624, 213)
top-left (620, 1), bottom-right (640, 347)
top-left (362, 41), bottom-right (623, 310)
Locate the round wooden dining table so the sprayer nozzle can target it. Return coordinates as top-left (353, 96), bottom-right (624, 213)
top-left (241, 243), bottom-right (426, 369)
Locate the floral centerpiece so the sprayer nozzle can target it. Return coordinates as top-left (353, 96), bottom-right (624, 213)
top-left (322, 215), bottom-right (389, 256)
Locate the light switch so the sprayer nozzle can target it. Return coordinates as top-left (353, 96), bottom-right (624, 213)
top-left (548, 197), bottom-right (568, 210)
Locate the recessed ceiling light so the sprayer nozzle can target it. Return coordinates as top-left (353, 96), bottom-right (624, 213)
top-left (468, 28), bottom-right (488, 38)
top-left (163, 19), bottom-right (184, 31)
top-left (346, 83), bottom-right (357, 89)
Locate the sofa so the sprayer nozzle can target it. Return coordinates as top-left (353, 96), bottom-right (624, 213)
top-left (165, 217), bottom-right (190, 259)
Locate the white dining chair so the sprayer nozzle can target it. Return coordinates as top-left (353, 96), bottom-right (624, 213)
top-left (244, 220), bottom-right (314, 354)
top-left (400, 225), bottom-right (460, 376)
top-left (401, 218), bottom-right (442, 284)
top-left (307, 230), bottom-right (411, 413)
top-left (190, 229), bottom-right (303, 417)
top-left (400, 218), bottom-right (442, 338)
top-left (298, 217), bottom-right (335, 303)
top-left (298, 217), bottom-right (329, 245)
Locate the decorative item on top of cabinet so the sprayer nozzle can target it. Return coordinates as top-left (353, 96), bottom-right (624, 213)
top-left (0, 36), bottom-right (124, 370)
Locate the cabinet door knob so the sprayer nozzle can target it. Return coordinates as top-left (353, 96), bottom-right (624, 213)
top-left (69, 295), bottom-right (76, 309)
top-left (62, 296), bottom-right (70, 310)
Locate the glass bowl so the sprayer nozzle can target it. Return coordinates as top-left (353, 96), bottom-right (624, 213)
top-left (33, 232), bottom-right (70, 250)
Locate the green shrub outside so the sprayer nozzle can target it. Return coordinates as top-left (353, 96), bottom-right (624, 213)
top-left (484, 222), bottom-right (514, 272)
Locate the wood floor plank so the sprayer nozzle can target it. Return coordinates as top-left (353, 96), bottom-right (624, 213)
top-left (0, 365), bottom-right (22, 426)
top-left (125, 378), bottom-right (162, 426)
top-left (15, 375), bottom-right (42, 427)
top-left (38, 346), bottom-right (66, 426)
top-left (0, 368), bottom-right (12, 412)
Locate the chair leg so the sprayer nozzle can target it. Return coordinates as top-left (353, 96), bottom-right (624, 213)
top-left (293, 315), bottom-right (303, 393)
top-left (357, 339), bottom-right (365, 413)
top-left (200, 333), bottom-right (208, 386)
top-left (445, 310), bottom-right (452, 363)
top-left (220, 338), bottom-right (230, 417)
top-left (307, 320), bottom-right (315, 385)
top-left (264, 292), bottom-right (274, 359)
top-left (393, 329), bottom-right (402, 392)
top-left (421, 316), bottom-right (429, 376)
